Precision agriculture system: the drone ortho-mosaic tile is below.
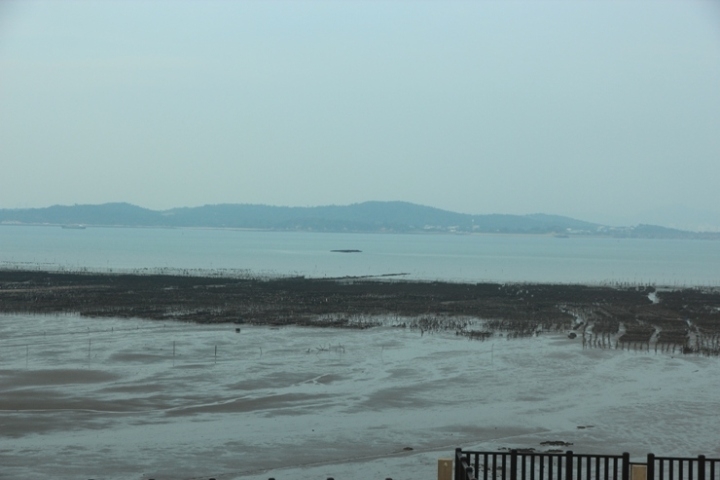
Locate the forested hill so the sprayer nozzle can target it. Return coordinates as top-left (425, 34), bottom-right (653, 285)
top-left (0, 201), bottom-right (716, 238)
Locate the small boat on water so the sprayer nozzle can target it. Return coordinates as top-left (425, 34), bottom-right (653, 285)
top-left (61, 224), bottom-right (86, 230)
top-left (330, 249), bottom-right (362, 253)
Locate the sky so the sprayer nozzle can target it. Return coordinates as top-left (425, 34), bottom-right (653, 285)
top-left (1, 1), bottom-right (719, 229)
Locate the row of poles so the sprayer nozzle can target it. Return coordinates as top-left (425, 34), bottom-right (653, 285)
top-left (9, 340), bottom-right (229, 367)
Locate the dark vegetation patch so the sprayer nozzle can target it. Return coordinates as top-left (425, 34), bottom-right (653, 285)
top-left (1, 270), bottom-right (719, 355)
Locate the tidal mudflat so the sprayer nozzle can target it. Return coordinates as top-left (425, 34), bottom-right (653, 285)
top-left (1, 312), bottom-right (719, 480)
top-left (1, 271), bottom-right (720, 479)
top-left (2, 271), bottom-right (720, 357)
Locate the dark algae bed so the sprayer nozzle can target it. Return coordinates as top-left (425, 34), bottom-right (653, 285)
top-left (1, 270), bottom-right (719, 354)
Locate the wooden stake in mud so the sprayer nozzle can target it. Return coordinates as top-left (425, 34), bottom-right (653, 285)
top-left (215, 345), bottom-right (217, 364)
top-left (173, 341), bottom-right (175, 366)
top-left (26, 345), bottom-right (29, 368)
top-left (88, 339), bottom-right (91, 362)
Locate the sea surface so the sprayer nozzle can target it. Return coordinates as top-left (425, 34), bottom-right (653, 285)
top-left (1, 225), bottom-right (719, 286)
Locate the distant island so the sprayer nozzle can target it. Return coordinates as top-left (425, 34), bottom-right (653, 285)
top-left (0, 201), bottom-right (718, 240)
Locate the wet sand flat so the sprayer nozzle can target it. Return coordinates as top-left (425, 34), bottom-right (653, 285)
top-left (1, 313), bottom-right (719, 480)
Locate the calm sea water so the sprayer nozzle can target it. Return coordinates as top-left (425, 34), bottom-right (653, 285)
top-left (1, 225), bottom-right (719, 286)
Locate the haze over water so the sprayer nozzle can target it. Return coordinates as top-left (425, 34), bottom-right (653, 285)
top-left (2, 2), bottom-right (719, 231)
top-left (2, 226), bottom-right (719, 286)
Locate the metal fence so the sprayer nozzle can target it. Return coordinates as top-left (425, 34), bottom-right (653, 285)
top-left (456, 450), bottom-right (720, 480)
top-left (648, 454), bottom-right (720, 480)
top-left (455, 449), bottom-right (629, 480)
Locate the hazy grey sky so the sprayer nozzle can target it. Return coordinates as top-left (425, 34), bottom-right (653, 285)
top-left (1, 1), bottom-right (719, 227)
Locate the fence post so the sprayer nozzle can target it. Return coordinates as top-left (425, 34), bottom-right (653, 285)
top-left (698, 455), bottom-right (706, 480)
top-left (438, 457), bottom-right (453, 480)
top-left (566, 451), bottom-right (574, 480)
top-left (622, 453), bottom-right (631, 480)
top-left (511, 449), bottom-right (518, 480)
top-left (647, 454), bottom-right (654, 480)
top-left (456, 448), bottom-right (464, 480)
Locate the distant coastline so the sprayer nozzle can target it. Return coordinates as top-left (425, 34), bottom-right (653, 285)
top-left (1, 201), bottom-right (719, 240)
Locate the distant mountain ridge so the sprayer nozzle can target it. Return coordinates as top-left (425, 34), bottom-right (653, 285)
top-left (0, 201), bottom-right (717, 239)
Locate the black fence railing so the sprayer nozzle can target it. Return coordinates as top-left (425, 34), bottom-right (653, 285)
top-left (455, 449), bottom-right (629, 480)
top-left (455, 450), bottom-right (720, 480)
top-left (648, 454), bottom-right (720, 480)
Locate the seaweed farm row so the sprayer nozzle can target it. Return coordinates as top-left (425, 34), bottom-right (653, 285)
top-left (1, 269), bottom-right (719, 355)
